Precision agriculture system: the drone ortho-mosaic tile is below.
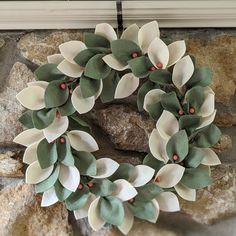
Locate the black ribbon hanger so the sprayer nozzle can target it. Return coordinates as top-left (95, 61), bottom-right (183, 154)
top-left (116, 0), bottom-right (124, 36)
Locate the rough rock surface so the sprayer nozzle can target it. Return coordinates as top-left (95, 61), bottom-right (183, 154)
top-left (212, 134), bottom-right (232, 153)
top-left (0, 38), bottom-right (5, 49)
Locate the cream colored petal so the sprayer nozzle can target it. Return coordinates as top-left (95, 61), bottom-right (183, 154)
top-left (198, 91), bottom-right (215, 117)
top-left (102, 54), bottom-right (128, 71)
top-left (13, 128), bottom-right (44, 147)
top-left (25, 161), bottom-right (53, 184)
top-left (91, 158), bottom-right (119, 179)
top-left (57, 59), bottom-right (83, 78)
top-left (114, 73), bottom-right (139, 99)
top-left (41, 187), bottom-right (59, 207)
top-left (138, 21), bottom-right (160, 53)
top-left (67, 130), bottom-right (99, 152)
top-left (113, 179), bottom-right (138, 202)
top-left (59, 41), bottom-right (86, 64)
top-left (95, 23), bottom-right (117, 42)
top-left (130, 165), bottom-right (155, 187)
top-left (59, 165), bottom-right (80, 192)
top-left (172, 55), bottom-right (194, 90)
top-left (148, 37), bottom-right (169, 69)
top-left (16, 86), bottom-right (45, 110)
top-left (174, 183), bottom-right (196, 201)
top-left (47, 54), bottom-right (64, 64)
top-left (197, 110), bottom-right (216, 129)
top-left (148, 199), bottom-right (160, 223)
top-left (95, 80), bottom-right (103, 99)
top-left (43, 116), bottom-right (69, 143)
top-left (121, 24), bottom-right (139, 44)
top-left (143, 89), bottom-right (165, 112)
top-left (156, 110), bottom-right (179, 140)
top-left (149, 129), bottom-right (169, 163)
top-left (118, 205), bottom-right (134, 235)
top-left (201, 148), bottom-right (221, 166)
top-left (88, 197), bottom-right (106, 231)
top-left (167, 40), bottom-right (186, 67)
top-left (71, 86), bottom-right (95, 114)
top-left (23, 141), bottom-right (40, 164)
top-left (156, 192), bottom-right (180, 212)
top-left (27, 81), bottom-right (49, 89)
top-left (155, 164), bottom-right (185, 188)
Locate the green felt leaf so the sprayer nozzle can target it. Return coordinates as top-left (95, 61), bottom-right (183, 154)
top-left (74, 49), bottom-right (98, 67)
top-left (143, 153), bottom-right (164, 173)
top-left (90, 179), bottom-right (116, 197)
top-left (137, 80), bottom-right (154, 112)
top-left (166, 130), bottom-right (189, 163)
top-left (32, 108), bottom-right (56, 130)
top-left (100, 71), bottom-right (120, 103)
top-left (44, 80), bottom-right (69, 108)
top-left (100, 196), bottom-right (124, 226)
top-left (57, 135), bottom-right (74, 166)
top-left (34, 64), bottom-right (65, 82)
top-left (161, 92), bottom-right (181, 116)
top-left (65, 184), bottom-right (89, 210)
top-left (111, 39), bottom-right (142, 64)
top-left (84, 32), bottom-right (110, 48)
top-left (54, 181), bottom-right (72, 201)
top-left (84, 54), bottom-right (111, 80)
top-left (68, 115), bottom-right (91, 133)
top-left (80, 74), bottom-right (101, 98)
top-left (127, 200), bottom-right (156, 221)
top-left (184, 147), bottom-right (204, 168)
top-left (136, 182), bottom-right (163, 201)
top-left (74, 151), bottom-right (96, 176)
top-left (179, 115), bottom-right (201, 135)
top-left (146, 102), bottom-right (163, 121)
top-left (186, 67), bottom-right (212, 88)
top-left (58, 98), bottom-right (76, 116)
top-left (35, 164), bottom-right (60, 193)
top-left (193, 124), bottom-right (221, 148)
top-left (185, 86), bottom-right (204, 114)
top-left (109, 163), bottom-right (135, 182)
top-left (149, 69), bottom-right (172, 85)
top-left (37, 139), bottom-right (58, 169)
top-left (19, 110), bottom-right (34, 129)
top-left (128, 56), bottom-right (152, 78)
top-left (181, 166), bottom-right (213, 189)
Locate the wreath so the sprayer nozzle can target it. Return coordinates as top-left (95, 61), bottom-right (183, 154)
top-left (13, 21), bottom-right (221, 234)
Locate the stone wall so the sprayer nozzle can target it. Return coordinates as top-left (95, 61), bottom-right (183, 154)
top-left (0, 29), bottom-right (235, 236)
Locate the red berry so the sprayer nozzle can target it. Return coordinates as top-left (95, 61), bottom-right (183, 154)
top-left (173, 154), bottom-right (179, 161)
top-left (56, 111), bottom-right (61, 119)
top-left (156, 63), bottom-right (163, 69)
top-left (59, 83), bottom-right (67, 90)
top-left (178, 110), bottom-right (184, 116)
top-left (60, 137), bottom-right (65, 143)
top-left (131, 52), bottom-right (138, 58)
top-left (78, 184), bottom-right (83, 190)
top-left (87, 182), bottom-right (94, 188)
top-left (128, 198), bottom-right (135, 204)
top-left (189, 107), bottom-right (195, 114)
top-left (155, 176), bottom-right (161, 183)
top-left (149, 66), bottom-right (156, 71)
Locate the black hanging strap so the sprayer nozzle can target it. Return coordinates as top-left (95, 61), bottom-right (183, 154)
top-left (116, 0), bottom-right (123, 36)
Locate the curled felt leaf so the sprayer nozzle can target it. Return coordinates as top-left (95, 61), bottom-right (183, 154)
top-left (23, 141), bottom-right (39, 164)
top-left (118, 205), bottom-right (134, 235)
top-left (143, 89), bottom-right (165, 112)
top-left (167, 40), bottom-right (186, 67)
top-left (121, 24), bottom-right (139, 44)
top-left (95, 23), bottom-right (117, 42)
top-left (174, 183), bottom-right (196, 201)
top-left (41, 187), bottom-right (59, 207)
top-left (156, 192), bottom-right (180, 212)
top-left (103, 54), bottom-right (129, 71)
top-left (201, 148), bottom-right (221, 166)
top-left (47, 54), bottom-right (64, 64)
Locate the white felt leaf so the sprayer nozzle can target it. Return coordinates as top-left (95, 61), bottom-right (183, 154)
top-left (16, 86), bottom-right (45, 110)
top-left (95, 80), bottom-right (103, 99)
top-left (88, 197), bottom-right (105, 231)
top-left (121, 24), bottom-right (139, 44)
top-left (71, 86), bottom-right (95, 114)
top-left (118, 205), bottom-right (134, 235)
top-left (27, 81), bottom-right (49, 89)
top-left (91, 158), bottom-right (119, 179)
top-left (67, 130), bottom-right (99, 152)
top-left (198, 91), bottom-right (215, 117)
top-left (59, 165), bottom-right (80, 192)
top-left (41, 187), bottom-right (59, 207)
top-left (148, 199), bottom-right (160, 223)
top-left (198, 109), bottom-right (216, 129)
top-left (148, 37), bottom-right (169, 69)
top-left (23, 141), bottom-right (39, 164)
top-left (172, 55), bottom-right (194, 90)
top-left (167, 40), bottom-right (186, 67)
top-left (43, 116), bottom-right (69, 143)
top-left (114, 73), bottom-right (139, 99)
top-left (138, 21), bottom-right (160, 53)
top-left (156, 110), bottom-right (179, 140)
top-left (201, 148), bottom-right (221, 166)
top-left (143, 89), bottom-right (165, 112)
top-left (130, 165), bottom-right (155, 187)
top-left (13, 128), bottom-right (44, 147)
top-left (155, 164), bottom-right (185, 188)
top-left (59, 41), bottom-right (86, 64)
top-left (174, 183), bottom-right (196, 201)
top-left (25, 161), bottom-right (53, 184)
top-left (103, 54), bottom-right (128, 71)
top-left (47, 54), bottom-right (64, 64)
top-left (113, 179), bottom-right (138, 202)
top-left (95, 23), bottom-right (117, 42)
top-left (57, 59), bottom-right (83, 78)
top-left (149, 129), bottom-right (169, 163)
top-left (156, 192), bottom-right (180, 212)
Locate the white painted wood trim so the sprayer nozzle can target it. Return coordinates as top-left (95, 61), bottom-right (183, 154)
top-left (0, 1), bottom-right (236, 29)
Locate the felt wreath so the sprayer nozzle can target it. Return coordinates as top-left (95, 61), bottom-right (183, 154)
top-left (13, 21), bottom-right (221, 234)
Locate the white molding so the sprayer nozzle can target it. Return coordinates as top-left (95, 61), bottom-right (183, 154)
top-left (0, 1), bottom-right (236, 29)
